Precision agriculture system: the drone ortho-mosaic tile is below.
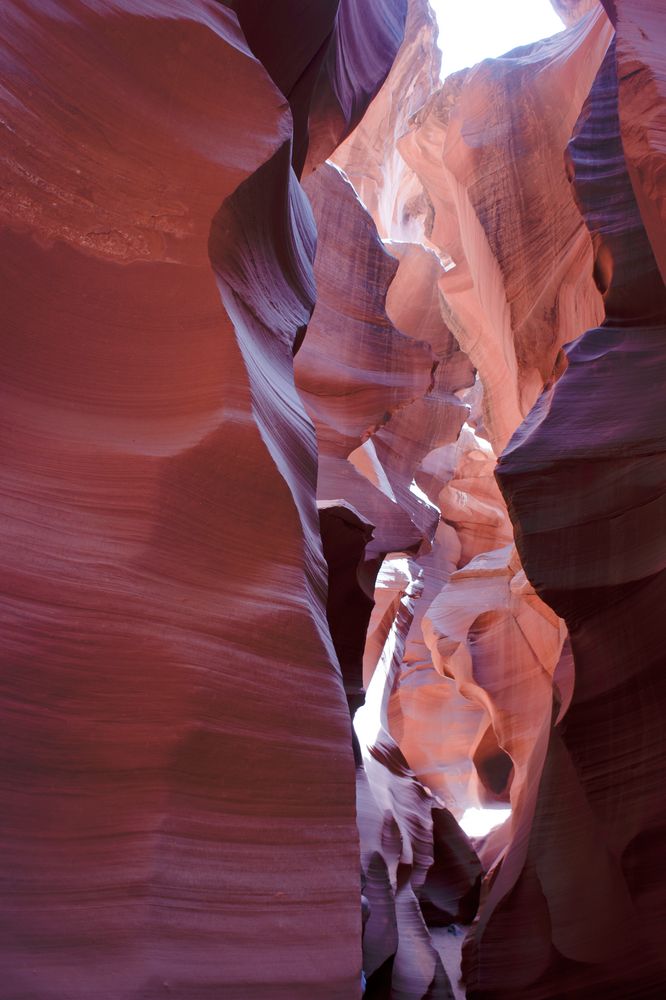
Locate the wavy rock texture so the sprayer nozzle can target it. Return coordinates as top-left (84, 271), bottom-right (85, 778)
top-left (331, 0), bottom-right (441, 243)
top-left (355, 556), bottom-right (480, 1000)
top-left (295, 151), bottom-right (480, 997)
top-left (550, 0), bottom-right (600, 25)
top-left (603, 0), bottom-right (666, 283)
top-left (493, 38), bottom-right (666, 1000)
top-left (400, 7), bottom-right (611, 453)
top-left (295, 161), bottom-right (440, 560)
top-left (299, 8), bottom-right (603, 999)
top-left (326, 8), bottom-right (482, 840)
top-left (333, 2), bottom-right (611, 838)
top-left (303, 0), bottom-right (409, 175)
top-left (228, 0), bottom-right (407, 177)
top-left (313, 4), bottom-right (663, 998)
top-left (3, 0), bottom-right (665, 998)
top-left (0, 1), bottom-right (413, 996)
top-left (225, 0), bottom-right (338, 174)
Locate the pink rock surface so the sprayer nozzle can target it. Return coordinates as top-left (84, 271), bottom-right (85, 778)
top-left (550, 0), bottom-right (600, 26)
top-left (296, 161), bottom-right (443, 559)
top-left (355, 556), bottom-right (480, 999)
top-left (324, 7), bottom-right (664, 998)
top-left (423, 542), bottom-right (566, 813)
top-left (338, 6), bottom-right (610, 843)
top-left (304, 0), bottom-right (409, 175)
top-left (607, 0), bottom-right (666, 283)
top-left (297, 166), bottom-right (436, 464)
top-left (3, 0), bottom-right (665, 997)
top-left (400, 8), bottom-right (611, 453)
top-left (295, 141), bottom-right (481, 996)
top-left (493, 38), bottom-right (666, 999)
top-left (331, 0), bottom-right (441, 243)
top-left (0, 1), bottom-right (410, 995)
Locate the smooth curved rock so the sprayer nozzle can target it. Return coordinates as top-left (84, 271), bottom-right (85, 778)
top-left (0, 3), bottom-right (361, 997)
top-left (491, 39), bottom-right (666, 999)
top-left (356, 557), bottom-right (477, 1000)
top-left (304, 0), bottom-right (409, 176)
top-left (332, 0), bottom-right (441, 243)
top-left (401, 7), bottom-right (612, 452)
top-left (4, 1), bottom-right (665, 998)
top-left (360, 15), bottom-right (614, 899)
top-left (550, 0), bottom-right (601, 26)
top-left (228, 0), bottom-right (407, 178)
top-left (608, 0), bottom-right (666, 283)
top-left (226, 0), bottom-right (338, 174)
top-left (296, 162), bottom-right (441, 559)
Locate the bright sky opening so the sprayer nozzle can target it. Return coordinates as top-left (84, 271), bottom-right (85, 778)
top-left (459, 807), bottom-right (512, 838)
top-left (431, 0), bottom-right (565, 78)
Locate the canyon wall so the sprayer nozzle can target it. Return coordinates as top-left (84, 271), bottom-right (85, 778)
top-left (334, 0), bottom-right (664, 996)
top-left (0, 2), bottom-right (406, 997)
top-left (494, 27), bottom-right (666, 1000)
top-left (1, 1), bottom-right (664, 998)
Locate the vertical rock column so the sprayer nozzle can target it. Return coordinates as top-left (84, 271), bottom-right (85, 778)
top-left (494, 35), bottom-right (666, 1000)
top-left (0, 0), bottom-right (409, 995)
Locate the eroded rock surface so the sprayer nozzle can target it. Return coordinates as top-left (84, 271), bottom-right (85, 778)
top-left (0, 1), bottom-right (409, 996)
top-left (550, 0), bottom-right (600, 25)
top-left (493, 36), bottom-right (666, 999)
top-left (605, 0), bottom-right (666, 283)
top-left (2, 0), bottom-right (665, 998)
top-left (314, 2), bottom-right (664, 997)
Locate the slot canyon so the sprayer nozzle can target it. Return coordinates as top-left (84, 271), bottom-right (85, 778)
top-left (0, 1), bottom-right (664, 997)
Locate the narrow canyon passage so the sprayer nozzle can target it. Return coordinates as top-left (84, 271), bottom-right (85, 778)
top-left (0, 2), bottom-right (664, 999)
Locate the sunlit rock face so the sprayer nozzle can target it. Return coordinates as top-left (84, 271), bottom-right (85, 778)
top-left (295, 161), bottom-right (442, 560)
top-left (313, 0), bottom-right (663, 996)
top-left (550, 0), bottom-right (600, 26)
top-left (354, 555), bottom-right (477, 999)
top-left (331, 0), bottom-right (442, 242)
top-left (2, 0), bottom-right (665, 998)
top-left (331, 0), bottom-right (610, 829)
top-left (295, 138), bottom-right (479, 999)
top-left (400, 7), bottom-right (611, 454)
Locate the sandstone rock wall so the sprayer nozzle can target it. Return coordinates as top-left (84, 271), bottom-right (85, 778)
top-left (321, 2), bottom-right (664, 996)
top-left (0, 2), bottom-right (408, 996)
top-left (494, 32), bottom-right (666, 999)
top-left (2, 1), bottom-right (664, 998)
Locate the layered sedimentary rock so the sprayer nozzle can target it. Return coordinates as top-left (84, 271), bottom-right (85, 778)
top-left (3, 0), bottom-right (665, 997)
top-left (225, 0), bottom-right (338, 174)
top-left (295, 148), bottom-right (480, 996)
top-left (550, 0), bottom-right (600, 25)
top-left (355, 556), bottom-right (481, 1000)
top-left (228, 0), bottom-right (407, 177)
top-left (400, 6), bottom-right (611, 453)
top-left (295, 161), bottom-right (441, 559)
top-left (327, 7), bottom-right (611, 857)
top-left (490, 35), bottom-right (666, 1000)
top-left (319, 5), bottom-right (664, 998)
top-left (602, 0), bottom-right (666, 282)
top-left (332, 0), bottom-right (441, 242)
top-left (335, 3), bottom-right (612, 846)
top-left (303, 0), bottom-right (409, 175)
top-left (0, 1), bottom-right (411, 996)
